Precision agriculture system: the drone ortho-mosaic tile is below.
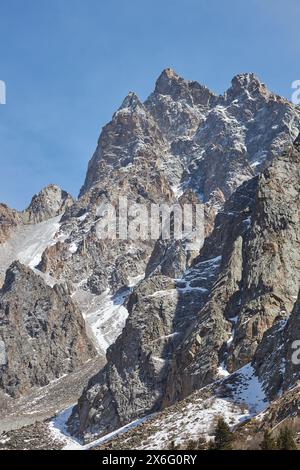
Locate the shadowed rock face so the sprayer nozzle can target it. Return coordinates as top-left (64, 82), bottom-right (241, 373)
top-left (0, 261), bottom-right (96, 398)
top-left (169, 137), bottom-right (300, 402)
top-left (224, 139), bottom-right (300, 371)
top-left (253, 289), bottom-right (300, 401)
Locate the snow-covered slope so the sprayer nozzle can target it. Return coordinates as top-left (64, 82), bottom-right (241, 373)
top-left (0, 215), bottom-right (61, 284)
top-left (72, 276), bottom-right (143, 354)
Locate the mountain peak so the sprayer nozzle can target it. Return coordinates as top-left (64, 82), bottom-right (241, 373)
top-left (23, 184), bottom-right (74, 224)
top-left (227, 72), bottom-right (266, 99)
top-left (118, 91), bottom-right (143, 111)
top-left (154, 67), bottom-right (185, 96)
top-left (233, 72), bottom-right (261, 85)
top-left (160, 67), bottom-right (179, 79)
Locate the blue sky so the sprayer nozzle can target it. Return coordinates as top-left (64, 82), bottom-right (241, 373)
top-left (0, 0), bottom-right (299, 209)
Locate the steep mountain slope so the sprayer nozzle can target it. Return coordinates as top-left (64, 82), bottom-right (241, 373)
top-left (171, 132), bottom-right (300, 402)
top-left (1, 69), bottom-right (300, 448)
top-left (68, 135), bottom-right (300, 440)
top-left (0, 184), bottom-right (74, 284)
top-left (0, 184), bottom-right (98, 404)
top-left (0, 215), bottom-right (61, 284)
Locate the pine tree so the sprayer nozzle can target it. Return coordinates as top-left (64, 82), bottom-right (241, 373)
top-left (214, 417), bottom-right (234, 450)
top-left (168, 440), bottom-right (176, 450)
top-left (197, 436), bottom-right (207, 450)
top-left (184, 439), bottom-right (197, 450)
top-left (276, 427), bottom-right (297, 450)
top-left (208, 439), bottom-right (216, 450)
top-left (260, 430), bottom-right (277, 450)
top-left (168, 440), bottom-right (180, 450)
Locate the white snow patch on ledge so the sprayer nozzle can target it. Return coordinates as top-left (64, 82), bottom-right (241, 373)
top-left (69, 241), bottom-right (78, 254)
top-left (148, 289), bottom-right (178, 298)
top-left (217, 362), bottom-right (230, 378)
top-left (49, 405), bottom-right (83, 450)
top-left (80, 289), bottom-right (130, 353)
top-left (227, 363), bottom-right (269, 414)
top-left (0, 215), bottom-right (61, 282)
top-left (127, 274), bottom-right (144, 287)
top-left (137, 397), bottom-right (248, 450)
top-left (84, 415), bottom-right (152, 450)
top-left (49, 407), bottom-right (152, 451)
top-left (74, 274), bottom-right (144, 354)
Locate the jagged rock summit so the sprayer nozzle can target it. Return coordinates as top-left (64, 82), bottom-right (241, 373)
top-left (81, 68), bottom-right (300, 204)
top-left (22, 184), bottom-right (74, 224)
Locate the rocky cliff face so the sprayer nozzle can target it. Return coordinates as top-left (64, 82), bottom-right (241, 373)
top-left (0, 184), bottom-right (74, 244)
top-left (225, 137), bottom-right (300, 371)
top-left (0, 204), bottom-right (21, 244)
top-left (253, 290), bottom-right (300, 401)
top-left (82, 69), bottom-right (300, 206)
top-left (68, 175), bottom-right (257, 438)
top-left (39, 92), bottom-right (174, 299)
top-left (166, 135), bottom-right (300, 405)
top-left (0, 261), bottom-right (95, 398)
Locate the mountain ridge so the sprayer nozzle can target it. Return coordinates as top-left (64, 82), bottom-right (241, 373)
top-left (1, 69), bottom-right (300, 449)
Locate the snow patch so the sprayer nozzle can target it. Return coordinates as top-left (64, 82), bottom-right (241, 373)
top-left (77, 212), bottom-right (88, 222)
top-left (171, 183), bottom-right (184, 199)
top-left (85, 415), bottom-right (152, 450)
top-left (49, 405), bottom-right (83, 450)
top-left (228, 363), bottom-right (269, 414)
top-left (138, 396), bottom-right (248, 450)
top-left (148, 289), bottom-right (178, 299)
top-left (83, 289), bottom-right (130, 353)
top-left (0, 215), bottom-right (61, 282)
top-left (218, 362), bottom-right (230, 378)
top-left (127, 274), bottom-right (144, 287)
top-left (73, 272), bottom-right (144, 353)
top-left (69, 242), bottom-right (78, 254)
